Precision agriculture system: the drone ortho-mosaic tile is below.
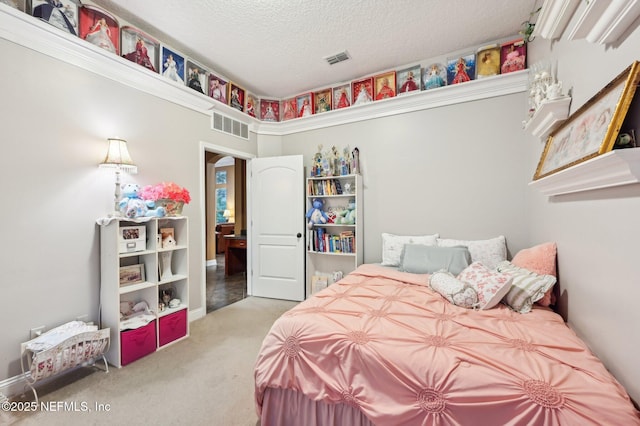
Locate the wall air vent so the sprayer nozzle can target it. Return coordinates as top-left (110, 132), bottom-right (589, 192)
top-left (211, 111), bottom-right (249, 140)
top-left (324, 50), bottom-right (350, 65)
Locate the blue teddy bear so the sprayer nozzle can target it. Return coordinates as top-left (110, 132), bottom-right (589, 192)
top-left (119, 183), bottom-right (166, 218)
top-left (306, 198), bottom-right (329, 229)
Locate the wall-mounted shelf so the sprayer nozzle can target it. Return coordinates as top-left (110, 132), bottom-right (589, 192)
top-left (567, 0), bottom-right (640, 44)
top-left (0, 4), bottom-right (528, 137)
top-left (523, 96), bottom-right (571, 140)
top-left (529, 148), bottom-right (640, 196)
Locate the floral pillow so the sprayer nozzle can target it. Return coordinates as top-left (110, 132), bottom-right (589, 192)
top-left (511, 242), bottom-right (557, 307)
top-left (496, 261), bottom-right (557, 314)
top-left (457, 262), bottom-right (513, 310)
top-left (429, 271), bottom-right (478, 309)
top-left (437, 235), bottom-right (507, 269)
top-left (381, 233), bottom-right (438, 266)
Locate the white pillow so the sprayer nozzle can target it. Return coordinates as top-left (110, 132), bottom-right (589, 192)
top-left (437, 235), bottom-right (507, 269)
top-left (496, 261), bottom-right (557, 314)
top-left (381, 233), bottom-right (438, 266)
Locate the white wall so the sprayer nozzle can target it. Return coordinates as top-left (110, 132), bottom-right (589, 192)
top-left (525, 15), bottom-right (640, 403)
top-left (280, 92), bottom-right (532, 261)
top-left (0, 36), bottom-right (257, 379)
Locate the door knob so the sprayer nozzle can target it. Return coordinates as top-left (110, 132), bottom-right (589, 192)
top-left (296, 233), bottom-right (302, 238)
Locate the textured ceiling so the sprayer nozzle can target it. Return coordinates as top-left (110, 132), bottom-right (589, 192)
top-left (91, 0), bottom-right (535, 99)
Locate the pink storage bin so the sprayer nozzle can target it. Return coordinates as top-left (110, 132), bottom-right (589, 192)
top-left (120, 320), bottom-right (156, 366)
top-left (159, 309), bottom-right (187, 346)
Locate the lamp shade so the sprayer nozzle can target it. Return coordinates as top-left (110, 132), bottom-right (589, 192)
top-left (223, 209), bottom-right (231, 218)
top-left (99, 138), bottom-right (137, 173)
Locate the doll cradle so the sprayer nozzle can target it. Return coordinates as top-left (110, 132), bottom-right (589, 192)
top-left (20, 322), bottom-right (110, 403)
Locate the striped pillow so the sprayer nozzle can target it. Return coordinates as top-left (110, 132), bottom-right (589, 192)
top-left (496, 261), bottom-right (557, 313)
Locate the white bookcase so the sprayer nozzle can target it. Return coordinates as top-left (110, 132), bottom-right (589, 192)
top-left (306, 174), bottom-right (363, 297)
top-left (99, 216), bottom-right (189, 367)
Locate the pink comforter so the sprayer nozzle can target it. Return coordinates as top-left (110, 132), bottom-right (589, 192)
top-left (255, 264), bottom-right (640, 425)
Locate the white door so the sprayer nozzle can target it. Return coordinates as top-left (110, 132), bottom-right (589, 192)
top-left (249, 155), bottom-right (305, 301)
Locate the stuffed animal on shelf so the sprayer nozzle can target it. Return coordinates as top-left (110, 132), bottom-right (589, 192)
top-left (335, 200), bottom-right (356, 225)
top-left (306, 198), bottom-right (329, 229)
top-left (118, 183), bottom-right (166, 218)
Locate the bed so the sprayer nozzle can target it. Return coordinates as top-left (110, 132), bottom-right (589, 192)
top-left (254, 262), bottom-right (640, 425)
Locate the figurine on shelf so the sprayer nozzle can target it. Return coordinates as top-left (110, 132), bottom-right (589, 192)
top-left (352, 147), bottom-right (360, 174)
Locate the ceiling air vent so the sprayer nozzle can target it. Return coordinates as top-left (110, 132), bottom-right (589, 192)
top-left (324, 50), bottom-right (350, 65)
top-left (211, 111), bottom-right (249, 140)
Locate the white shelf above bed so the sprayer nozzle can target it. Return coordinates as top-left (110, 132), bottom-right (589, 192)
top-left (523, 96), bottom-right (572, 141)
top-left (529, 148), bottom-right (640, 196)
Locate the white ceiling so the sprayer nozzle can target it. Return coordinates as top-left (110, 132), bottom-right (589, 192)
top-left (91, 0), bottom-right (536, 99)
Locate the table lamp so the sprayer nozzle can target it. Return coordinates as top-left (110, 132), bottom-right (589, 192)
top-left (99, 138), bottom-right (137, 215)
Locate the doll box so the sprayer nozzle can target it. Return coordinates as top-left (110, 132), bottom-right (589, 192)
top-left (118, 225), bottom-right (146, 253)
top-left (120, 320), bottom-right (156, 366)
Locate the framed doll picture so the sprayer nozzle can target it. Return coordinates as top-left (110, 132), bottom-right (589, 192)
top-left (79, 5), bottom-right (119, 55)
top-left (352, 77), bottom-right (373, 106)
top-left (281, 98), bottom-right (297, 121)
top-left (333, 84), bottom-right (351, 110)
top-left (2, 0), bottom-right (28, 12)
top-left (396, 65), bottom-right (421, 95)
top-left (228, 82), bottom-right (245, 112)
top-left (121, 26), bottom-right (160, 73)
top-left (422, 63), bottom-right (447, 90)
top-left (260, 99), bottom-right (280, 122)
top-left (160, 46), bottom-right (185, 85)
top-left (185, 59), bottom-right (209, 94)
top-left (296, 92), bottom-right (314, 118)
top-left (476, 43), bottom-right (500, 78)
top-left (500, 38), bottom-right (526, 74)
top-left (32, 0), bottom-right (81, 36)
top-left (245, 93), bottom-right (258, 118)
top-left (447, 52), bottom-right (476, 85)
top-left (314, 89), bottom-right (332, 114)
top-left (374, 71), bottom-right (397, 100)
top-left (208, 73), bottom-right (228, 103)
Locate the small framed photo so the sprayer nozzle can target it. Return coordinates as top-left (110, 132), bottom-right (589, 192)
top-left (160, 227), bottom-right (174, 241)
top-left (423, 63), bottom-right (447, 90)
top-left (121, 26), bottom-right (160, 73)
top-left (374, 71), bottom-right (397, 100)
top-left (228, 82), bottom-right (245, 112)
top-left (396, 65), bottom-right (421, 95)
top-left (314, 88), bottom-right (332, 114)
top-left (333, 84), bottom-right (351, 110)
top-left (208, 73), bottom-right (228, 104)
top-left (260, 99), bottom-right (280, 121)
top-left (119, 264), bottom-right (145, 286)
top-left (32, 0), bottom-right (81, 36)
top-left (296, 92), bottom-right (314, 117)
top-left (186, 59), bottom-right (208, 94)
top-left (476, 44), bottom-right (501, 78)
top-left (534, 61), bottom-right (640, 180)
top-left (500, 38), bottom-right (526, 74)
top-left (447, 52), bottom-right (476, 85)
top-left (79, 4), bottom-right (119, 55)
top-left (281, 98), bottom-right (297, 121)
top-left (352, 77), bottom-right (373, 106)
top-left (245, 93), bottom-right (258, 118)
top-left (161, 45), bottom-right (185, 85)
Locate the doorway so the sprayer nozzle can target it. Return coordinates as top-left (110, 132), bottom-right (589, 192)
top-left (201, 142), bottom-right (254, 313)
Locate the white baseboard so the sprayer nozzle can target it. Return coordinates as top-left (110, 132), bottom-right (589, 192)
top-left (0, 372), bottom-right (31, 400)
top-left (206, 259), bottom-right (217, 267)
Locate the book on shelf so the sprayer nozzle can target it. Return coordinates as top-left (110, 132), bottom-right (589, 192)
top-left (310, 227), bottom-right (355, 253)
top-left (308, 178), bottom-right (346, 196)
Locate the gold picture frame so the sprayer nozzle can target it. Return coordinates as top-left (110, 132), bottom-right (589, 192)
top-left (534, 61), bottom-right (640, 180)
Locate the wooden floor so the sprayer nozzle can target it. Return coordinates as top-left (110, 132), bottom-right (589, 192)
top-left (206, 254), bottom-right (247, 313)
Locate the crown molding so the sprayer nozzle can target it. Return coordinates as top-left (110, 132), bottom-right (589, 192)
top-left (533, 0), bottom-right (580, 40)
top-left (1, 5), bottom-right (528, 137)
top-left (567, 0), bottom-right (640, 44)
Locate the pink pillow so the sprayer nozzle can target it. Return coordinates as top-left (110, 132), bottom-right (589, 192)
top-left (457, 262), bottom-right (513, 310)
top-left (511, 242), bottom-right (557, 306)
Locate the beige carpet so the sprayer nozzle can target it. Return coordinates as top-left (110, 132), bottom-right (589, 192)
top-left (5, 296), bottom-right (298, 426)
